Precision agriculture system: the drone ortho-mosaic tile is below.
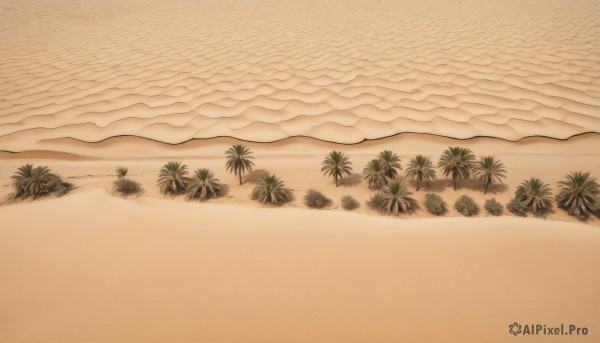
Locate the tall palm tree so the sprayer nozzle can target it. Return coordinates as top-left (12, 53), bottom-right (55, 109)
top-left (378, 150), bottom-right (402, 179)
top-left (556, 171), bottom-right (600, 219)
top-left (250, 174), bottom-right (288, 204)
top-left (515, 178), bottom-right (552, 215)
top-left (405, 155), bottom-right (436, 191)
top-left (157, 161), bottom-right (189, 195)
top-left (321, 151), bottom-right (353, 187)
top-left (472, 156), bottom-right (507, 194)
top-left (363, 159), bottom-right (387, 189)
top-left (225, 144), bottom-right (255, 185)
top-left (11, 164), bottom-right (52, 198)
top-left (379, 180), bottom-right (414, 214)
top-left (438, 147), bottom-right (475, 190)
top-left (187, 168), bottom-right (220, 200)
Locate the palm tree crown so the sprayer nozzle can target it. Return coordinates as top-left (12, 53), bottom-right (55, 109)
top-left (438, 146), bottom-right (475, 190)
top-left (379, 180), bottom-right (414, 214)
top-left (250, 174), bottom-right (289, 205)
top-left (321, 151), bottom-right (353, 187)
top-left (472, 156), bottom-right (507, 194)
top-left (157, 161), bottom-right (189, 195)
top-left (187, 168), bottom-right (220, 200)
top-left (11, 164), bottom-right (53, 198)
top-left (225, 144), bottom-right (255, 185)
top-left (556, 171), bottom-right (600, 220)
top-left (405, 155), bottom-right (436, 191)
top-left (515, 177), bottom-right (552, 215)
top-left (377, 150), bottom-right (402, 179)
top-left (363, 159), bottom-right (387, 189)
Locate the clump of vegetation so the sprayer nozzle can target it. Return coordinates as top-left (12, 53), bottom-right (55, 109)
top-left (556, 171), bottom-right (600, 220)
top-left (484, 198), bottom-right (503, 215)
top-left (114, 178), bottom-right (142, 196)
top-left (321, 150), bottom-right (353, 187)
top-left (424, 193), bottom-right (444, 215)
top-left (378, 150), bottom-right (402, 179)
top-left (438, 147), bottom-right (475, 191)
top-left (116, 166), bottom-right (128, 178)
top-left (250, 174), bottom-right (289, 205)
top-left (454, 195), bottom-right (478, 216)
top-left (341, 195), bottom-right (359, 210)
top-left (11, 164), bottom-right (71, 199)
top-left (515, 178), bottom-right (552, 216)
top-left (304, 189), bottom-right (330, 208)
top-left (187, 168), bottom-right (220, 200)
top-left (225, 144), bottom-right (255, 185)
top-left (362, 159), bottom-right (387, 189)
top-left (472, 156), bottom-right (507, 194)
top-left (507, 198), bottom-right (527, 216)
top-left (157, 161), bottom-right (189, 195)
top-left (405, 155), bottom-right (436, 191)
top-left (378, 180), bottom-right (414, 215)
top-left (368, 192), bottom-right (385, 210)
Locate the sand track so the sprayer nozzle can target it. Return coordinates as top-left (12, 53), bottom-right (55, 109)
top-left (1, 0), bottom-right (599, 150)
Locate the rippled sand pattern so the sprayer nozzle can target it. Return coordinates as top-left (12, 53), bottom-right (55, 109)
top-left (1, 0), bottom-right (599, 148)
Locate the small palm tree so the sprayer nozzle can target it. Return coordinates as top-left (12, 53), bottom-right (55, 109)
top-left (438, 147), bottom-right (475, 190)
top-left (556, 171), bottom-right (600, 220)
top-left (515, 178), bottom-right (552, 215)
top-left (472, 156), bottom-right (507, 194)
top-left (250, 174), bottom-right (289, 205)
top-left (321, 151), bottom-right (353, 187)
top-left (363, 159), bottom-right (387, 189)
top-left (157, 161), bottom-right (189, 195)
top-left (225, 144), bottom-right (255, 185)
top-left (378, 150), bottom-right (402, 179)
top-left (187, 168), bottom-right (221, 200)
top-left (405, 155), bottom-right (436, 191)
top-left (11, 164), bottom-right (52, 198)
top-left (379, 180), bottom-right (414, 214)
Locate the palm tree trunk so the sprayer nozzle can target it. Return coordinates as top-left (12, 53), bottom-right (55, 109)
top-left (335, 175), bottom-right (338, 187)
top-left (238, 168), bottom-right (242, 185)
top-left (453, 177), bottom-right (457, 191)
top-left (484, 182), bottom-right (489, 194)
top-left (416, 178), bottom-right (420, 191)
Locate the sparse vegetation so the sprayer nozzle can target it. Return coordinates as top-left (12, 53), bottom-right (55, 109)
top-left (304, 189), bottom-right (330, 208)
top-left (405, 155), bottom-right (436, 191)
top-left (321, 151), bottom-right (353, 187)
top-left (515, 178), bottom-right (552, 215)
top-left (472, 156), bottom-right (506, 194)
top-left (507, 198), bottom-right (527, 216)
top-left (187, 168), bottom-right (220, 200)
top-left (378, 180), bottom-right (414, 214)
top-left (556, 171), bottom-right (600, 220)
top-left (157, 161), bottom-right (189, 195)
top-left (11, 164), bottom-right (71, 198)
top-left (250, 174), bottom-right (289, 205)
top-left (484, 198), bottom-right (503, 215)
top-left (424, 193), bottom-right (444, 215)
top-left (341, 195), bottom-right (359, 210)
top-left (455, 195), bottom-right (478, 216)
top-left (225, 144), bottom-right (255, 185)
top-left (378, 150), bottom-right (402, 179)
top-left (438, 147), bottom-right (475, 191)
top-left (116, 166), bottom-right (128, 178)
top-left (363, 159), bottom-right (387, 189)
top-left (114, 178), bottom-right (142, 196)
top-left (368, 192), bottom-right (385, 210)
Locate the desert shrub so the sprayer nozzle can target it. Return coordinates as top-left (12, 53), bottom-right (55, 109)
top-left (116, 166), bottom-right (128, 178)
top-left (507, 198), bottom-right (527, 216)
top-left (46, 175), bottom-right (71, 197)
top-left (114, 178), bottom-right (142, 196)
top-left (304, 189), bottom-right (330, 208)
top-left (368, 192), bottom-right (384, 210)
top-left (341, 195), bottom-right (359, 210)
top-left (455, 195), bottom-right (478, 216)
top-left (424, 193), bottom-right (444, 215)
top-left (484, 198), bottom-right (503, 215)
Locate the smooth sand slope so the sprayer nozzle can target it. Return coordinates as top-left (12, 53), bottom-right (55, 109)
top-left (1, 189), bottom-right (599, 342)
top-left (1, 0), bottom-right (600, 151)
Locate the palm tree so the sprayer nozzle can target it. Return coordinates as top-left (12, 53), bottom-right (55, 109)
top-left (157, 161), bottom-right (189, 195)
top-left (225, 144), bottom-right (255, 185)
top-left (321, 151), bottom-right (353, 187)
top-left (515, 178), bottom-right (552, 215)
top-left (405, 155), bottom-right (436, 191)
top-left (363, 159), bottom-right (387, 189)
top-left (11, 164), bottom-right (52, 198)
top-left (250, 174), bottom-right (288, 205)
top-left (187, 168), bottom-right (220, 200)
top-left (378, 150), bottom-right (402, 179)
top-left (379, 180), bottom-right (414, 214)
top-left (472, 156), bottom-right (507, 194)
top-left (438, 147), bottom-right (475, 190)
top-left (556, 171), bottom-right (600, 219)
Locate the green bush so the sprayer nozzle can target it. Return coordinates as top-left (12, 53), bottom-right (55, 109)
top-left (368, 192), bottom-right (384, 210)
top-left (507, 198), bottom-right (527, 216)
top-left (455, 195), bottom-right (478, 216)
top-left (114, 178), bottom-right (142, 196)
top-left (46, 175), bottom-right (71, 197)
top-left (424, 193), bottom-right (444, 215)
top-left (484, 198), bottom-right (503, 215)
top-left (304, 189), bottom-right (330, 208)
top-left (341, 195), bottom-right (359, 210)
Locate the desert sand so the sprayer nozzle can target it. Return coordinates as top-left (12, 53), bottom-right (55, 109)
top-left (1, 0), bottom-right (600, 341)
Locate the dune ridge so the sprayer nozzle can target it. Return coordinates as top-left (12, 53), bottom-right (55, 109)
top-left (1, 0), bottom-right (600, 150)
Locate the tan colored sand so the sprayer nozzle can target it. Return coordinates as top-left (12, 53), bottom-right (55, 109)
top-left (1, 189), bottom-right (599, 342)
top-left (1, 0), bottom-right (600, 150)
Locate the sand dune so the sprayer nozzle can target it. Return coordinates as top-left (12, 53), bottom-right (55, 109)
top-left (1, 0), bottom-right (600, 151)
top-left (1, 189), bottom-right (599, 342)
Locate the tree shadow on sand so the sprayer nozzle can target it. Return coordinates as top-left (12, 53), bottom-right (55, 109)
top-left (422, 178), bottom-right (509, 194)
top-left (338, 173), bottom-right (362, 187)
top-left (244, 169), bottom-right (270, 184)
